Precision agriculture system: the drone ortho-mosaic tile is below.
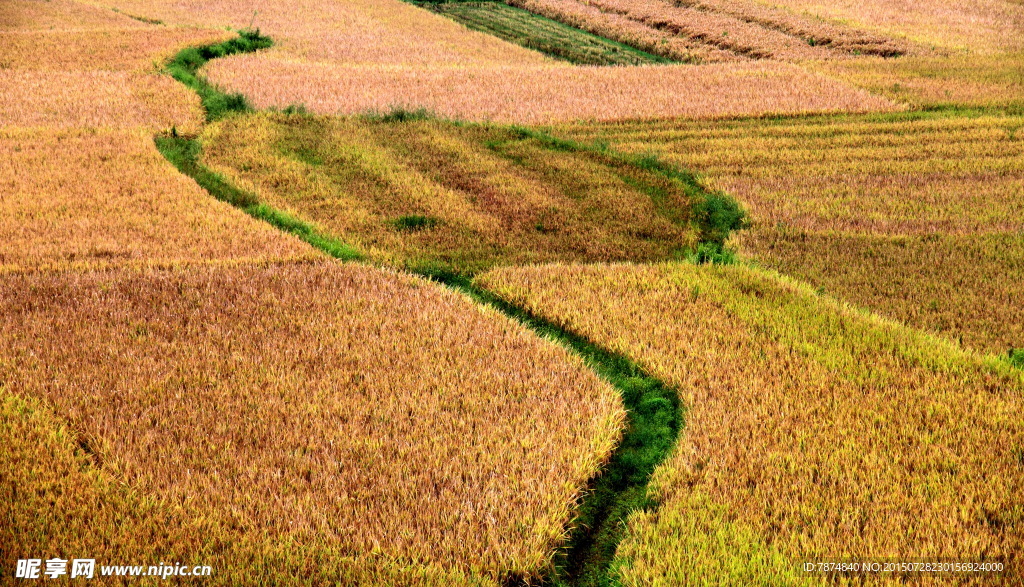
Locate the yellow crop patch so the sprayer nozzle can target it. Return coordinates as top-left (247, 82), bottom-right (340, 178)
top-left (76, 0), bottom-right (552, 66)
top-left (556, 113), bottom-right (1024, 353)
top-left (505, 0), bottom-right (910, 63)
top-left (477, 262), bottom-right (1024, 585)
top-left (204, 57), bottom-right (897, 124)
top-left (0, 128), bottom-right (315, 271)
top-left (0, 28), bottom-right (231, 71)
top-left (199, 112), bottom-right (701, 274)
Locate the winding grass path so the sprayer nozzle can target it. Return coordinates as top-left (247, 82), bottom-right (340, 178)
top-left (155, 31), bottom-right (687, 585)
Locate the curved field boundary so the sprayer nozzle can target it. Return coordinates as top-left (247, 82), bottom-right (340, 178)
top-left (155, 32), bottom-right (699, 585)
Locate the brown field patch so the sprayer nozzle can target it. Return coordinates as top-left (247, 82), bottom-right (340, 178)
top-left (0, 260), bottom-right (624, 582)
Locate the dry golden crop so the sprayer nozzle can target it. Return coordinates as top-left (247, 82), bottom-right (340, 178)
top-left (505, 0), bottom-right (908, 62)
top-left (0, 371), bottom-right (500, 587)
top-left (0, 28), bottom-right (231, 71)
top-left (76, 0), bottom-right (552, 66)
top-left (554, 113), bottom-right (1024, 353)
top-left (742, 0), bottom-right (1024, 53)
top-left (476, 262), bottom-right (1024, 585)
top-left (0, 2), bottom-right (231, 133)
top-left (199, 112), bottom-right (698, 274)
top-left (203, 57), bottom-right (896, 123)
top-left (0, 0), bottom-right (147, 31)
top-left (0, 260), bottom-right (624, 582)
top-left (0, 71), bottom-right (205, 131)
top-left (808, 53), bottom-right (1024, 110)
top-left (743, 230), bottom-right (1024, 357)
top-left (0, 128), bottom-right (315, 271)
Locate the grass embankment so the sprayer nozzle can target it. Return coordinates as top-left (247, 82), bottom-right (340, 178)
top-left (477, 262), bottom-right (1024, 585)
top-left (425, 275), bottom-right (683, 587)
top-left (154, 31), bottom-right (361, 262)
top-left (409, 0), bottom-right (671, 65)
top-left (153, 32), bottom-right (750, 585)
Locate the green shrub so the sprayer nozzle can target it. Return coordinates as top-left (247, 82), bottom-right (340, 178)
top-left (1008, 348), bottom-right (1024, 369)
top-left (391, 215), bottom-right (441, 231)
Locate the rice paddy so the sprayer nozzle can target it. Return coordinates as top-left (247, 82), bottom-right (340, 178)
top-left (554, 112), bottom-right (1024, 354)
top-left (197, 112), bottom-right (708, 275)
top-left (1, 261), bottom-right (624, 583)
top-left (202, 56), bottom-right (897, 123)
top-left (5, 0), bottom-right (1024, 584)
top-left (0, 128), bottom-right (314, 272)
top-left (500, 0), bottom-right (910, 63)
top-left (476, 261), bottom-right (1024, 585)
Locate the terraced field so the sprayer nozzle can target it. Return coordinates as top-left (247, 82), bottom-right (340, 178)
top-left (555, 112), bottom-right (1024, 354)
top-left (76, 0), bottom-right (899, 122)
top-left (197, 112), bottom-right (712, 275)
top-left (477, 262), bottom-right (1024, 585)
top-left (742, 0), bottom-right (1024, 53)
top-left (0, 128), bottom-right (314, 271)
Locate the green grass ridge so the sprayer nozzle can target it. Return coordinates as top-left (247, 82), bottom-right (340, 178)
top-left (152, 33), bottom-right (732, 587)
top-left (418, 272), bottom-right (684, 587)
top-left (155, 135), bottom-right (362, 262)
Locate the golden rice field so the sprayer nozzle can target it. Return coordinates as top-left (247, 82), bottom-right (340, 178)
top-left (0, 28), bottom-right (231, 71)
top-left (505, 0), bottom-right (909, 63)
top-left (203, 57), bottom-right (896, 123)
top-left (476, 262), bottom-right (1024, 585)
top-left (0, 128), bottom-right (314, 272)
top-left (76, 0), bottom-right (552, 66)
top-left (555, 113), bottom-right (1024, 354)
top-left (809, 53), bottom-right (1024, 111)
top-left (199, 112), bottom-right (698, 274)
top-left (0, 0), bottom-right (150, 31)
top-left (0, 71), bottom-right (205, 131)
top-left (747, 0), bottom-right (1024, 53)
top-left (72, 0), bottom-right (904, 122)
top-left (5, 0), bottom-right (1024, 583)
top-left (0, 260), bottom-right (624, 583)
top-left (0, 1), bottom-right (233, 133)
top-left (2, 388), bottom-right (508, 586)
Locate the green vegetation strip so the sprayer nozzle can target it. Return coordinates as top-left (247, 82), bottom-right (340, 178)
top-left (155, 136), bottom-right (361, 261)
top-left (409, 0), bottom-right (672, 65)
top-left (165, 29), bottom-right (268, 122)
top-left (425, 274), bottom-right (683, 587)
top-left (157, 31), bottom-right (361, 261)
top-left (158, 33), bottom-right (698, 586)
